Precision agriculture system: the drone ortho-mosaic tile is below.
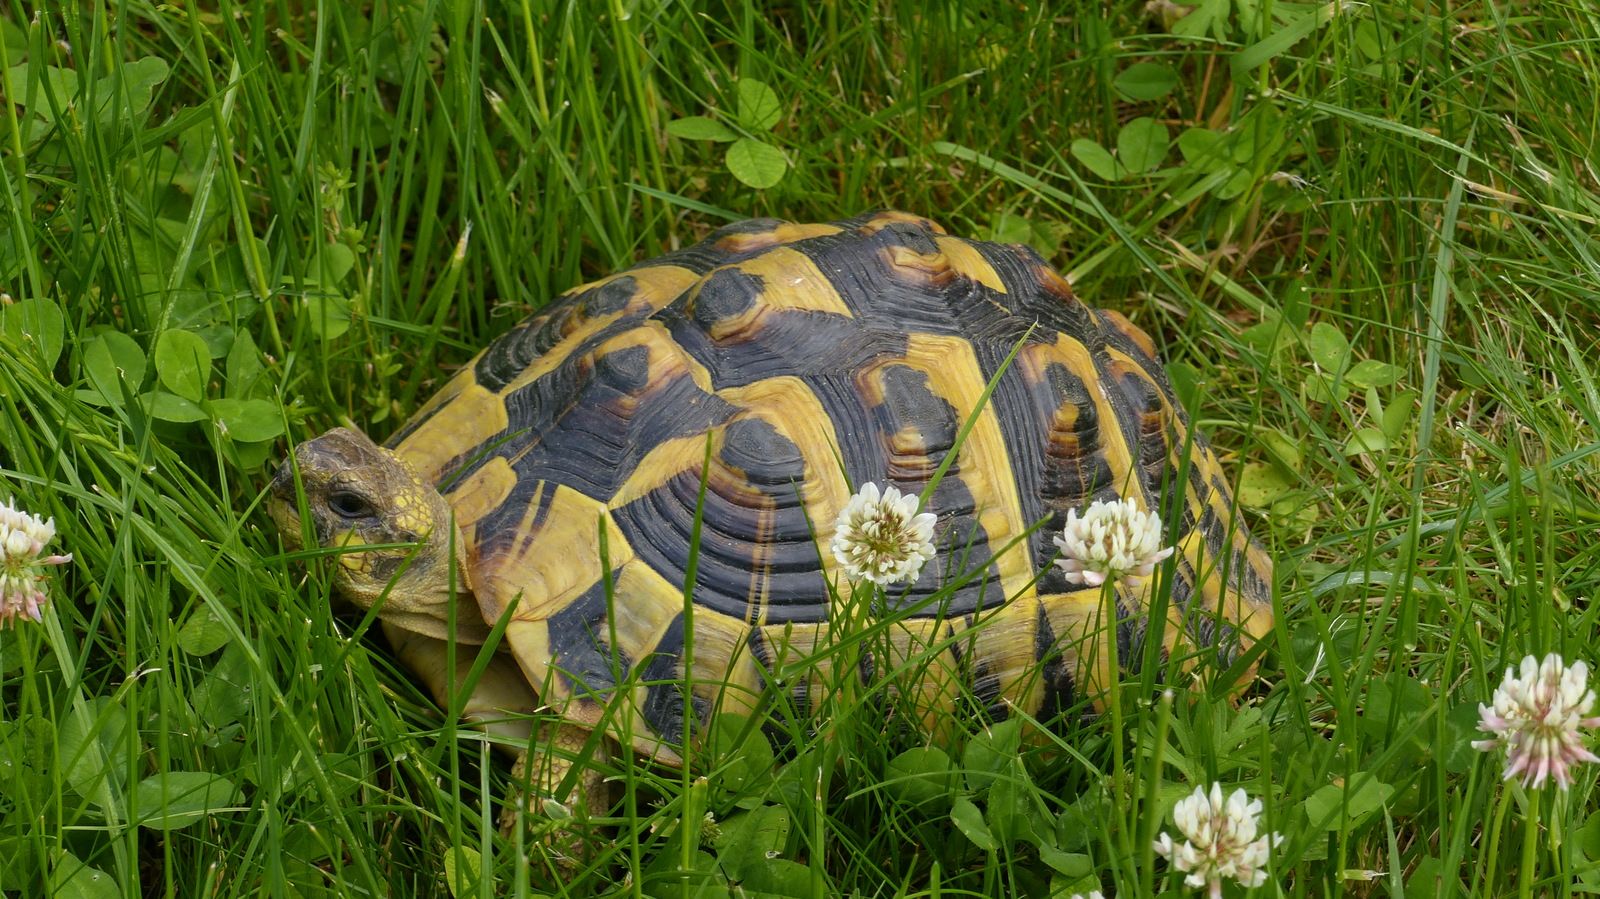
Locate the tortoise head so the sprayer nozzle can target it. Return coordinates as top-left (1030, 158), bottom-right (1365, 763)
top-left (268, 427), bottom-right (489, 643)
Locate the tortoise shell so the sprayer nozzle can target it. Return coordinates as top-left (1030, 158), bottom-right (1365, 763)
top-left (388, 211), bottom-right (1272, 761)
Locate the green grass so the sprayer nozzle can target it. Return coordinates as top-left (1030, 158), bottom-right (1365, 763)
top-left (3, 0), bottom-right (1600, 896)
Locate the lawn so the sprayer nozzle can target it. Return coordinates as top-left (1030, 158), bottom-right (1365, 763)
top-left (3, 1), bottom-right (1600, 897)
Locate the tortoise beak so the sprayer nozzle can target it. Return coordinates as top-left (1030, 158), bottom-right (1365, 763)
top-left (267, 458), bottom-right (308, 551)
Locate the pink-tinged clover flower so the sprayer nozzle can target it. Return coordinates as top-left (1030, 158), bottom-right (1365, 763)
top-left (0, 498), bottom-right (71, 627)
top-left (1153, 783), bottom-right (1282, 899)
top-left (1473, 653), bottom-right (1600, 790)
top-left (830, 482), bottom-right (937, 587)
top-left (1052, 497), bottom-right (1175, 588)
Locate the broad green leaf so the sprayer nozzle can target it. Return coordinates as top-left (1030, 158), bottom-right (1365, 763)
top-left (1302, 371), bottom-right (1347, 406)
top-left (142, 391), bottom-right (209, 423)
top-left (1380, 390), bottom-right (1416, 440)
top-left (987, 211), bottom-right (1033, 246)
top-left (0, 298), bottom-right (65, 370)
top-left (1306, 321), bottom-right (1350, 371)
top-left (1353, 20), bottom-right (1387, 61)
top-left (1117, 117), bottom-right (1169, 175)
top-left (667, 116), bottom-right (739, 142)
top-left (225, 329), bottom-right (265, 399)
top-left (1114, 62), bottom-right (1177, 101)
top-left (154, 329), bottom-right (212, 401)
top-left (1232, 0), bottom-right (1343, 75)
top-left (1303, 775), bottom-right (1394, 831)
top-left (1238, 462), bottom-right (1294, 508)
top-left (1037, 847), bottom-right (1092, 877)
top-left (1171, 0), bottom-right (1230, 39)
top-left (1345, 359), bottom-right (1401, 388)
top-left (303, 294), bottom-right (353, 341)
top-left (1343, 428), bottom-right (1389, 455)
top-left (984, 766), bottom-right (1029, 846)
top-left (963, 719), bottom-right (1021, 792)
top-left (7, 62), bottom-right (81, 120)
top-left (0, 718), bottom-right (52, 801)
top-left (885, 746), bottom-right (957, 809)
top-left (1177, 127), bottom-right (1230, 173)
top-left (714, 806), bottom-right (790, 881)
top-left (706, 714), bottom-right (775, 795)
top-left (1, 17), bottom-right (24, 59)
top-left (1054, 793), bottom-right (1101, 851)
top-left (314, 243), bottom-right (355, 286)
top-left (59, 697), bottom-right (133, 802)
top-left (735, 78), bottom-right (782, 131)
top-left (81, 331), bottom-right (147, 404)
top-left (1216, 165), bottom-right (1255, 199)
top-left (209, 397), bottom-right (285, 443)
top-left (1165, 361), bottom-right (1204, 413)
top-left (1257, 428), bottom-right (1302, 473)
top-left (132, 771), bottom-right (239, 830)
top-left (1577, 808), bottom-right (1600, 861)
top-left (176, 603), bottom-right (232, 656)
top-left (94, 56), bottom-right (170, 124)
top-left (1358, 677), bottom-right (1432, 741)
top-left (1233, 105), bottom-right (1287, 164)
top-left (1407, 856), bottom-right (1467, 897)
top-left (51, 852), bottom-right (119, 899)
top-left (737, 858), bottom-right (810, 897)
top-left (195, 646), bottom-right (254, 727)
top-left (443, 845), bottom-right (482, 898)
top-left (951, 797), bottom-right (996, 851)
top-left (725, 138), bottom-right (787, 189)
top-left (1069, 138), bottom-right (1125, 181)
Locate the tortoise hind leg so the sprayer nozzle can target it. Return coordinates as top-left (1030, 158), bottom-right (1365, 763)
top-left (501, 723), bottom-right (611, 867)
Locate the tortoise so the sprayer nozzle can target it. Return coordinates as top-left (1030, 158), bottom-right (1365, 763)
top-left (268, 210), bottom-right (1274, 826)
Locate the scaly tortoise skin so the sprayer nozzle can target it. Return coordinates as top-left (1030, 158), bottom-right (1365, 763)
top-left (271, 210), bottom-right (1273, 777)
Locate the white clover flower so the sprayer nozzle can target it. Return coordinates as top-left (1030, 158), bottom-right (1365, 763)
top-left (1068, 892), bottom-right (1105, 899)
top-left (830, 482), bottom-right (937, 587)
top-left (1052, 497), bottom-right (1175, 588)
top-left (1153, 783), bottom-right (1282, 899)
top-left (0, 497), bottom-right (72, 628)
top-left (1473, 653), bottom-right (1600, 790)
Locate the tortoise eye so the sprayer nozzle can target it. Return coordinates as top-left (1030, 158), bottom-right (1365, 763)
top-left (328, 490), bottom-right (376, 520)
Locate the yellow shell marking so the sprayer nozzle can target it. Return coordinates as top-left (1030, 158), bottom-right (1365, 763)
top-left (726, 246), bottom-right (854, 315)
top-left (445, 456), bottom-right (518, 532)
top-left (1022, 332), bottom-right (1139, 499)
top-left (492, 265), bottom-right (704, 399)
top-left (607, 433), bottom-right (721, 511)
top-left (711, 376), bottom-right (853, 583)
top-left (672, 601), bottom-right (768, 720)
top-left (933, 236), bottom-right (1008, 293)
top-left (506, 560), bottom-right (698, 765)
top-left (394, 376), bottom-right (509, 488)
top-left (713, 221), bottom-right (844, 255)
top-left (857, 211), bottom-right (947, 235)
top-left (474, 483), bottom-right (635, 622)
top-left (872, 333), bottom-right (1033, 601)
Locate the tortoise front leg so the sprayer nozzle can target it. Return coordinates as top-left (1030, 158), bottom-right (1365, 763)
top-left (382, 625), bottom-right (610, 862)
top-left (382, 622), bottom-right (537, 749)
